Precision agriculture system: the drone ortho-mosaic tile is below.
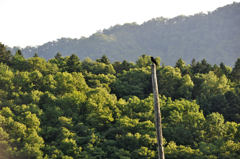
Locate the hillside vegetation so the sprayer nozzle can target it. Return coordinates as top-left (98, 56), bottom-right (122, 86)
top-left (8, 2), bottom-right (240, 67)
top-left (1, 42), bottom-right (240, 158)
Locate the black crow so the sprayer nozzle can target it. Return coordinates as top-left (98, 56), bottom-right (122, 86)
top-left (151, 56), bottom-right (158, 66)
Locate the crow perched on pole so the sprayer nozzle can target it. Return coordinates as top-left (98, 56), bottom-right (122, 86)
top-left (151, 56), bottom-right (158, 66)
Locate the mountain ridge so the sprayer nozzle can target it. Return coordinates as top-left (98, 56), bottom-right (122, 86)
top-left (8, 2), bottom-right (240, 67)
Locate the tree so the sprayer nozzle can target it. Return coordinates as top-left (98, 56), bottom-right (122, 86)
top-left (81, 57), bottom-right (93, 73)
top-left (26, 57), bottom-right (59, 75)
top-left (111, 67), bottom-right (151, 99)
top-left (192, 61), bottom-right (203, 74)
top-left (165, 141), bottom-right (202, 159)
top-left (49, 55), bottom-right (67, 72)
top-left (220, 62), bottom-right (228, 76)
top-left (175, 58), bottom-right (190, 76)
top-left (194, 71), bottom-right (230, 98)
top-left (0, 42), bottom-right (12, 65)
top-left (231, 58), bottom-right (240, 82)
top-left (66, 54), bottom-right (81, 73)
top-left (191, 59), bottom-right (212, 75)
top-left (11, 53), bottom-right (27, 71)
top-left (96, 55), bottom-right (111, 65)
top-left (0, 105), bottom-right (45, 158)
top-left (175, 58), bottom-right (185, 69)
top-left (224, 91), bottom-right (240, 122)
top-left (136, 54), bottom-right (160, 68)
top-left (90, 62), bottom-right (116, 75)
top-left (55, 52), bottom-right (62, 59)
top-left (16, 49), bottom-right (23, 56)
top-left (157, 66), bottom-right (192, 100)
top-left (177, 74), bottom-right (194, 99)
top-left (33, 52), bottom-right (39, 57)
top-left (204, 112), bottom-right (226, 142)
top-left (122, 60), bottom-right (134, 71)
top-left (212, 64), bottom-right (222, 77)
top-left (201, 59), bottom-right (212, 74)
top-left (191, 58), bottom-right (196, 67)
top-left (112, 61), bottom-right (123, 74)
top-left (84, 72), bottom-right (116, 92)
top-left (162, 99), bottom-right (205, 145)
top-left (112, 60), bottom-right (135, 74)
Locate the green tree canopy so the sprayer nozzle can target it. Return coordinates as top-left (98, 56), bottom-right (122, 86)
top-left (0, 42), bottom-right (12, 65)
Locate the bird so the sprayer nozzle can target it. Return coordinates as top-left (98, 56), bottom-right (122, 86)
top-left (151, 56), bottom-right (158, 66)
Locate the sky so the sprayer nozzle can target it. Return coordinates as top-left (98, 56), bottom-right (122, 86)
top-left (0, 0), bottom-right (239, 48)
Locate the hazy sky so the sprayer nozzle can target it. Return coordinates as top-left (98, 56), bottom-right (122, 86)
top-left (0, 0), bottom-right (239, 48)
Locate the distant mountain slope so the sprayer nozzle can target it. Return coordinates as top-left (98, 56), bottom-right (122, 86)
top-left (9, 2), bottom-right (240, 67)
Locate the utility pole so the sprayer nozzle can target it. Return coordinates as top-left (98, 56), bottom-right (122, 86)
top-left (151, 64), bottom-right (165, 159)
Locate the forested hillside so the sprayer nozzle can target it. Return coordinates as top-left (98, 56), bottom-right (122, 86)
top-left (1, 42), bottom-right (240, 158)
top-left (8, 2), bottom-right (240, 67)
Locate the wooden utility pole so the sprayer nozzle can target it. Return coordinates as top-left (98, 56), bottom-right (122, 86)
top-left (151, 64), bottom-right (165, 159)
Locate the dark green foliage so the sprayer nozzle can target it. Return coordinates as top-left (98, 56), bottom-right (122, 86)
top-left (158, 66), bottom-right (194, 100)
top-left (11, 53), bottom-right (27, 71)
top-left (96, 54), bottom-right (111, 65)
top-left (66, 53), bottom-right (82, 73)
top-left (231, 58), bottom-right (240, 82)
top-left (1, 5), bottom-right (240, 157)
top-left (112, 60), bottom-right (134, 74)
top-left (191, 59), bottom-right (212, 75)
top-left (81, 57), bottom-right (116, 75)
top-left (224, 91), bottom-right (240, 122)
top-left (48, 55), bottom-right (68, 72)
top-left (33, 52), bottom-right (39, 57)
top-left (220, 62), bottom-right (229, 77)
top-left (175, 58), bottom-right (185, 70)
top-left (136, 54), bottom-right (160, 68)
top-left (110, 67), bottom-right (152, 99)
top-left (16, 49), bottom-right (23, 56)
top-left (55, 52), bottom-right (62, 59)
top-left (0, 42), bottom-right (12, 65)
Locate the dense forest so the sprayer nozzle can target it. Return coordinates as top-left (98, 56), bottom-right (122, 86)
top-left (7, 2), bottom-right (240, 67)
top-left (1, 42), bottom-right (240, 158)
